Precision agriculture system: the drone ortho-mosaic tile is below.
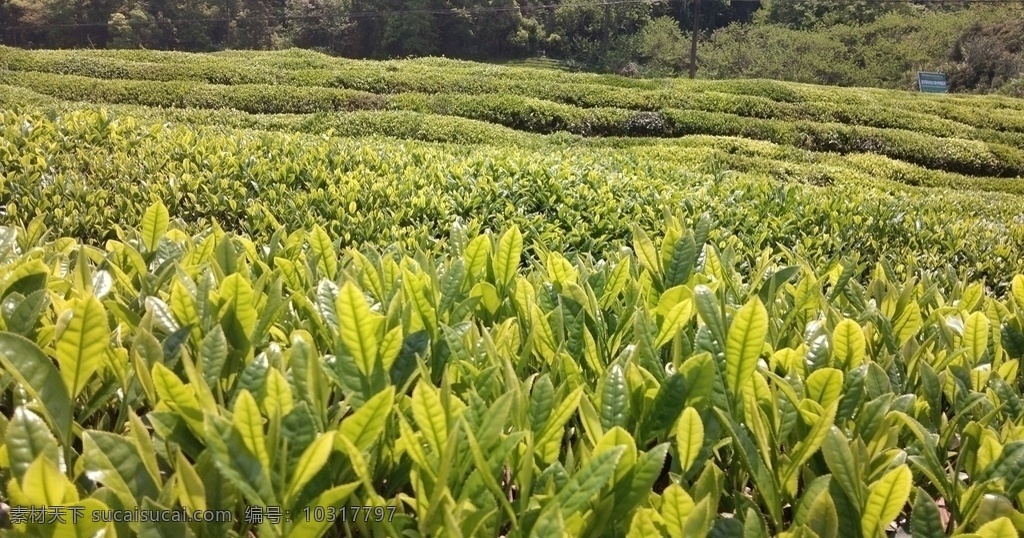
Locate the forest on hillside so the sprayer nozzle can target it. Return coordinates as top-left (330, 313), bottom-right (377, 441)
top-left (0, 0), bottom-right (1022, 93)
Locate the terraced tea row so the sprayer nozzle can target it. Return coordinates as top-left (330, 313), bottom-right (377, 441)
top-left (3, 48), bottom-right (1024, 179)
top-left (2, 109), bottom-right (1023, 285)
top-left (5, 46), bottom-right (1024, 130)
top-left (3, 85), bottom-right (1024, 199)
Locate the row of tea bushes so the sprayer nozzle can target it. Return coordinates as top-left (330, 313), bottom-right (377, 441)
top-left (3, 71), bottom-right (1023, 176)
top-left (6, 46), bottom-right (1024, 138)
top-left (2, 109), bottom-right (1024, 284)
top-left (1, 208), bottom-right (1023, 537)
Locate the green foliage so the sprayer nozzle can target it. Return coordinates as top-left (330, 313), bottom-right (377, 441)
top-left (944, 18), bottom-right (1024, 94)
top-left (757, 0), bottom-right (910, 29)
top-left (3, 47), bottom-right (1024, 179)
top-left (0, 207), bottom-right (1022, 536)
top-left (0, 49), bottom-right (1024, 538)
top-left (2, 109), bottom-right (1024, 284)
top-left (700, 6), bottom-right (1022, 94)
top-left (631, 17), bottom-right (689, 77)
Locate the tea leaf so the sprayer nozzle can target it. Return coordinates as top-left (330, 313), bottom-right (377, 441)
top-left (141, 200), bottom-right (169, 253)
top-left (726, 296), bottom-right (768, 405)
top-left (675, 407), bottom-right (704, 474)
top-left (337, 281), bottom-right (381, 377)
top-left (861, 465), bottom-right (912, 538)
top-left (0, 333), bottom-right (73, 444)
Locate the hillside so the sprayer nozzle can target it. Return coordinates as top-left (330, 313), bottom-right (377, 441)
top-left (1, 48), bottom-right (1024, 538)
top-left (2, 47), bottom-right (1024, 274)
top-left (699, 6), bottom-right (1024, 96)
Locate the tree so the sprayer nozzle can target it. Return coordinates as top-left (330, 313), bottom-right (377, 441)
top-left (946, 18), bottom-right (1024, 92)
top-left (6, 0), bottom-right (85, 46)
top-left (142, 0), bottom-right (228, 50)
top-left (757, 0), bottom-right (910, 29)
top-left (108, 4), bottom-right (160, 47)
top-left (285, 0), bottom-right (353, 53)
top-left (634, 16), bottom-right (688, 75)
top-left (457, 0), bottom-right (535, 59)
top-left (231, 0), bottom-right (278, 49)
top-left (381, 0), bottom-right (439, 57)
top-left (548, 0), bottom-right (650, 69)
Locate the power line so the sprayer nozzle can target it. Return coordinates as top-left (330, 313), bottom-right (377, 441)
top-left (0, 0), bottom-right (1021, 30)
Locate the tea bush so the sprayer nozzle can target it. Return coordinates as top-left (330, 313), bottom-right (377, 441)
top-left (1, 48), bottom-right (1024, 538)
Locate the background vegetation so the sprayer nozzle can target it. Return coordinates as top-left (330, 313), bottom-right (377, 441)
top-left (1, 0), bottom-right (1022, 93)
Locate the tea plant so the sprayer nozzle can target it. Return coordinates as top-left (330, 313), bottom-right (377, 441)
top-left (1, 47), bottom-right (1023, 538)
top-left (2, 110), bottom-right (1024, 286)
top-left (0, 206), bottom-right (1022, 537)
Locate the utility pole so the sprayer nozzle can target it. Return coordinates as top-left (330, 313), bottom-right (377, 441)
top-left (688, 0), bottom-right (701, 78)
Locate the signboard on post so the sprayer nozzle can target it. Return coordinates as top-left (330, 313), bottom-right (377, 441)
top-left (917, 72), bottom-right (948, 94)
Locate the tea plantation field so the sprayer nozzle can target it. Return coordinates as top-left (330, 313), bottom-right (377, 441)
top-left (1, 47), bottom-right (1024, 538)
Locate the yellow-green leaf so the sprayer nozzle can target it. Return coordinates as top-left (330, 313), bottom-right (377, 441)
top-left (805, 368), bottom-right (844, 408)
top-left (337, 281), bottom-right (381, 376)
top-left (726, 296), bottom-right (768, 404)
top-left (627, 507), bottom-right (666, 538)
top-left (402, 267), bottom-right (437, 338)
top-left (494, 225), bottom-right (523, 287)
top-left (309, 224), bottom-right (338, 280)
top-left (170, 280), bottom-right (201, 344)
top-left (530, 304), bottom-right (558, 363)
top-left (126, 411), bottom-right (161, 490)
top-left (964, 311), bottom-right (990, 364)
top-left (141, 200), bottom-right (169, 252)
top-left (275, 256), bottom-right (305, 291)
top-left (975, 517), bottom-right (1017, 538)
top-left (50, 497), bottom-right (110, 538)
top-left (233, 390), bottom-right (269, 471)
top-left (470, 282), bottom-right (501, 314)
top-left (264, 368), bottom-right (294, 418)
top-left (464, 235), bottom-right (491, 279)
top-left (284, 482), bottom-right (361, 538)
top-left (530, 507), bottom-right (565, 538)
top-left (0, 335), bottom-right (73, 444)
top-left (594, 426), bottom-right (637, 483)
top-left (412, 381), bottom-right (448, 454)
top-left (675, 407), bottom-right (704, 473)
top-left (632, 224), bottom-right (661, 278)
top-left (661, 483), bottom-right (695, 537)
top-left (1011, 275), bottom-right (1024, 312)
top-left (56, 294), bottom-right (108, 398)
top-left (656, 286), bottom-right (693, 316)
top-left (339, 386), bottom-right (395, 452)
top-left (656, 299), bottom-right (694, 349)
top-left (781, 401), bottom-right (838, 490)
top-left (861, 465), bottom-right (912, 538)
top-left (152, 363), bottom-right (204, 434)
top-left (21, 454), bottom-right (72, 506)
top-left (807, 489), bottom-right (839, 538)
top-left (536, 386), bottom-right (585, 464)
top-left (832, 319), bottom-right (865, 370)
top-left (379, 325), bottom-right (403, 372)
top-left (283, 433), bottom-right (335, 508)
top-left (398, 415), bottom-right (432, 475)
top-left (220, 273), bottom-right (257, 343)
top-left (600, 258), bottom-right (631, 308)
top-left (893, 301), bottom-right (922, 346)
top-left (335, 435), bottom-right (373, 487)
top-left (175, 450), bottom-right (207, 512)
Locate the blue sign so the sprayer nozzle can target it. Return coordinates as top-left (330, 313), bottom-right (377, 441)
top-left (918, 72), bottom-right (948, 94)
